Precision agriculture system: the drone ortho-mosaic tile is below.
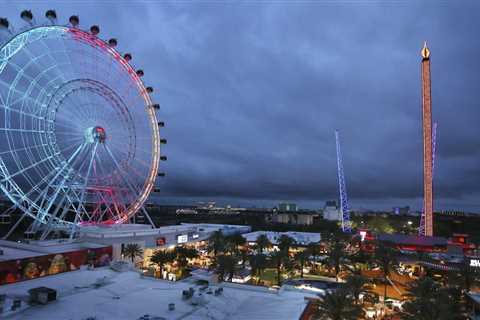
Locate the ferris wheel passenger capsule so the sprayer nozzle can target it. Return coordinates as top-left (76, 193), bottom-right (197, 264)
top-left (69, 15), bottom-right (79, 27)
top-left (157, 121), bottom-right (164, 127)
top-left (45, 10), bottom-right (57, 24)
top-left (160, 139), bottom-right (167, 144)
top-left (90, 25), bottom-right (100, 36)
top-left (136, 69), bottom-right (144, 77)
top-left (146, 87), bottom-right (153, 93)
top-left (108, 38), bottom-right (117, 47)
top-left (151, 104), bottom-right (160, 110)
top-left (0, 18), bottom-right (9, 30)
top-left (20, 10), bottom-right (34, 25)
top-left (123, 53), bottom-right (132, 61)
top-left (157, 172), bottom-right (166, 177)
top-left (160, 156), bottom-right (167, 161)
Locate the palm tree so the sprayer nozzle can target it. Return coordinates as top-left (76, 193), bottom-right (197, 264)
top-left (256, 234), bottom-right (272, 254)
top-left (326, 240), bottom-right (346, 282)
top-left (150, 249), bottom-right (174, 277)
top-left (307, 242), bottom-right (321, 273)
top-left (294, 250), bottom-right (309, 278)
top-left (174, 246), bottom-right (198, 278)
top-left (272, 250), bottom-right (285, 286)
top-left (208, 230), bottom-right (225, 257)
top-left (315, 289), bottom-right (363, 320)
top-left (458, 258), bottom-right (476, 292)
top-left (374, 242), bottom-right (397, 304)
top-left (226, 233), bottom-right (246, 256)
top-left (249, 253), bottom-right (268, 284)
top-left (278, 234), bottom-right (295, 255)
top-left (122, 243), bottom-right (143, 263)
top-left (215, 254), bottom-right (237, 282)
top-left (401, 277), bottom-right (463, 320)
top-left (344, 274), bottom-right (369, 306)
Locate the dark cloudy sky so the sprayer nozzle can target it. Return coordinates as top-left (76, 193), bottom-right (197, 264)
top-left (2, 0), bottom-right (480, 211)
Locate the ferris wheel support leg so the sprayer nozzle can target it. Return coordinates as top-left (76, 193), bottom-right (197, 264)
top-left (70, 143), bottom-right (98, 240)
top-left (141, 206), bottom-right (156, 228)
top-left (2, 207), bottom-right (26, 240)
top-left (28, 143), bottom-right (87, 240)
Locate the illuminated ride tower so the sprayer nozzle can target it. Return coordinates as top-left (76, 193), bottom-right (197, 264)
top-left (421, 42), bottom-right (434, 236)
top-left (419, 122), bottom-right (437, 236)
top-left (335, 130), bottom-right (351, 233)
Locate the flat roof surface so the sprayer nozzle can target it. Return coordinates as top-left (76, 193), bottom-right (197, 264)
top-left (0, 246), bottom-right (44, 261)
top-left (378, 234), bottom-right (448, 246)
top-left (0, 268), bottom-right (313, 320)
top-left (78, 223), bottom-right (249, 238)
top-left (467, 292), bottom-right (480, 305)
top-left (243, 231), bottom-right (321, 245)
top-left (0, 240), bottom-right (107, 261)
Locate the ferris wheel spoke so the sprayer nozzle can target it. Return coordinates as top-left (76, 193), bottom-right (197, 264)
top-left (0, 152), bottom-right (60, 183)
top-left (40, 157), bottom-right (85, 224)
top-left (73, 142), bottom-right (99, 223)
top-left (0, 143), bottom-right (49, 156)
top-left (9, 61), bottom-right (69, 109)
top-left (23, 143), bottom-right (86, 222)
top-left (104, 143), bottom-right (142, 196)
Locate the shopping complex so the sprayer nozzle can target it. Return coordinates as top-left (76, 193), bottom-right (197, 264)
top-left (0, 223), bottom-right (328, 319)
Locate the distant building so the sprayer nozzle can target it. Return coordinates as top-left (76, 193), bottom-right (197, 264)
top-left (278, 203), bottom-right (298, 212)
top-left (272, 211), bottom-right (319, 225)
top-left (323, 200), bottom-right (341, 221)
top-left (392, 206), bottom-right (410, 215)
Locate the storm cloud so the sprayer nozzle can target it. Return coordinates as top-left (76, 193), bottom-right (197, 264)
top-left (2, 1), bottom-right (480, 211)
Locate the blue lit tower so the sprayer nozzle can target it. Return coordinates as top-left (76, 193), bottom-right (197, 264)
top-left (335, 130), bottom-right (351, 233)
top-left (419, 122), bottom-right (437, 236)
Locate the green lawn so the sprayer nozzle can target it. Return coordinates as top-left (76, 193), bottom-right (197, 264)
top-left (260, 268), bottom-right (278, 284)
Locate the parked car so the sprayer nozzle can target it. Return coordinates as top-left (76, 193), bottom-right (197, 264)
top-left (384, 298), bottom-right (403, 311)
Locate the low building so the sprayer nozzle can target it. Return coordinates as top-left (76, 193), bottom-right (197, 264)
top-left (392, 206), bottom-right (410, 215)
top-left (78, 223), bottom-right (251, 262)
top-left (377, 233), bottom-right (448, 253)
top-left (323, 200), bottom-right (340, 221)
top-left (278, 203), bottom-right (298, 212)
top-left (0, 239), bottom-right (112, 285)
top-left (0, 268), bottom-right (316, 320)
top-left (242, 231), bottom-right (321, 247)
top-left (271, 211), bottom-right (319, 225)
top-left (466, 292), bottom-right (480, 320)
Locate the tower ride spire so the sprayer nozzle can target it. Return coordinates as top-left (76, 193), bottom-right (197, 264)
top-left (421, 42), bottom-right (434, 236)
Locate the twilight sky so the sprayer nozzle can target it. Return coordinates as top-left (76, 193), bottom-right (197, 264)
top-left (2, 0), bottom-right (480, 211)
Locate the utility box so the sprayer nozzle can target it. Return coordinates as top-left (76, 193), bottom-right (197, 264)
top-left (28, 287), bottom-right (57, 305)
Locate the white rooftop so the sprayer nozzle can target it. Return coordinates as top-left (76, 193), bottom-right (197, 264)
top-left (0, 240), bottom-right (107, 262)
top-left (243, 231), bottom-right (321, 246)
top-left (78, 223), bottom-right (250, 239)
top-left (0, 268), bottom-right (314, 320)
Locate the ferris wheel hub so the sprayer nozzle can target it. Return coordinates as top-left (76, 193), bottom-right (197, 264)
top-left (85, 126), bottom-right (107, 143)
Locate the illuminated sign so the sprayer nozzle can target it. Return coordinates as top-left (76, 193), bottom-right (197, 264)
top-left (470, 259), bottom-right (480, 268)
top-left (156, 237), bottom-right (166, 246)
top-left (192, 234), bottom-right (199, 239)
top-left (359, 231), bottom-right (367, 242)
top-left (177, 234), bottom-right (188, 244)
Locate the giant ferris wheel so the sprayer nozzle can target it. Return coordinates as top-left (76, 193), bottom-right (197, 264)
top-left (0, 10), bottom-right (166, 239)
